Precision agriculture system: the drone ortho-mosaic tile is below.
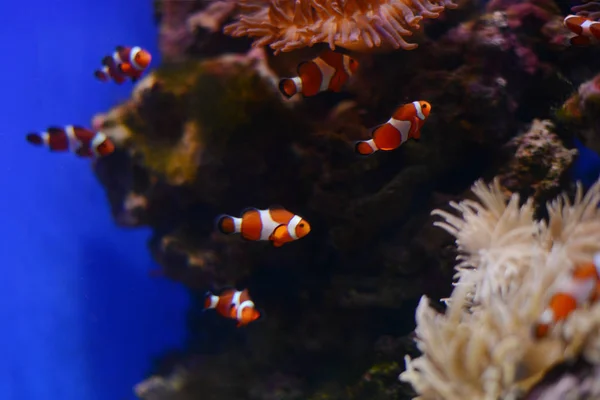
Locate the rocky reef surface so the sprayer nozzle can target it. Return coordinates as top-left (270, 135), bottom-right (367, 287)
top-left (92, 0), bottom-right (600, 398)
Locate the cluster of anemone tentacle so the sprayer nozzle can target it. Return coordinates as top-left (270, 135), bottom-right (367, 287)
top-left (223, 0), bottom-right (458, 53)
top-left (573, 1), bottom-right (600, 21)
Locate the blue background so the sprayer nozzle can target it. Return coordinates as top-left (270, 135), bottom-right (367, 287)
top-left (0, 1), bottom-right (190, 399)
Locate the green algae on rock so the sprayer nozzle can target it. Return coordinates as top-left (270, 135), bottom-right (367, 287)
top-left (107, 54), bottom-right (308, 187)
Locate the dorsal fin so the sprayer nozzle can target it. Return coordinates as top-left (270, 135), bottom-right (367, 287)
top-left (296, 61), bottom-right (312, 77)
top-left (217, 285), bottom-right (237, 294)
top-left (47, 126), bottom-right (64, 135)
top-left (239, 207), bottom-right (259, 218)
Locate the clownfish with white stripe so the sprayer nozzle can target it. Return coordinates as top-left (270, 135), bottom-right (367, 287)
top-left (26, 125), bottom-right (115, 158)
top-left (533, 252), bottom-right (600, 339)
top-left (204, 288), bottom-right (263, 327)
top-left (564, 15), bottom-right (600, 46)
top-left (216, 206), bottom-right (311, 247)
top-left (278, 50), bottom-right (359, 98)
top-left (355, 101), bottom-right (431, 156)
top-left (94, 45), bottom-right (152, 84)
top-left (94, 64), bottom-right (127, 84)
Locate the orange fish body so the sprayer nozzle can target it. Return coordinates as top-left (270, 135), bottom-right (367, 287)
top-left (95, 45), bottom-right (151, 83)
top-left (534, 255), bottom-right (600, 338)
top-left (26, 125), bottom-right (115, 158)
top-left (113, 46), bottom-right (152, 81)
top-left (564, 15), bottom-right (600, 46)
top-left (204, 288), bottom-right (261, 327)
top-left (216, 206), bottom-right (311, 247)
top-left (355, 101), bottom-right (431, 156)
top-left (94, 64), bottom-right (127, 84)
top-left (278, 50), bottom-right (359, 98)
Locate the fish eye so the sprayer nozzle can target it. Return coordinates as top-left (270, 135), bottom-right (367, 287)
top-left (422, 103), bottom-right (427, 108)
top-left (299, 223), bottom-right (305, 228)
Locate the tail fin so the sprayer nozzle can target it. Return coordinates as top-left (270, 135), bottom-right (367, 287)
top-left (216, 214), bottom-right (236, 234)
top-left (26, 133), bottom-right (43, 146)
top-left (355, 140), bottom-right (377, 156)
top-left (203, 292), bottom-right (218, 309)
top-left (94, 70), bottom-right (108, 81)
top-left (256, 308), bottom-right (266, 322)
top-left (278, 78), bottom-right (298, 99)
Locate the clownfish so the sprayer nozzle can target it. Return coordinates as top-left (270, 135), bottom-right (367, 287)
top-left (204, 288), bottom-right (263, 327)
top-left (564, 15), bottom-right (600, 46)
top-left (355, 101), bottom-right (431, 156)
top-left (26, 125), bottom-right (115, 158)
top-left (95, 45), bottom-right (152, 84)
top-left (533, 253), bottom-right (600, 338)
top-left (278, 50), bottom-right (359, 98)
top-left (94, 63), bottom-right (127, 84)
top-left (216, 206), bottom-right (311, 247)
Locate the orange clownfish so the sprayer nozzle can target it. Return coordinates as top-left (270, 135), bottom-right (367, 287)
top-left (216, 206), bottom-right (311, 247)
top-left (204, 288), bottom-right (263, 327)
top-left (95, 45), bottom-right (152, 84)
top-left (533, 253), bottom-right (600, 338)
top-left (26, 125), bottom-right (115, 158)
top-left (355, 101), bottom-right (431, 156)
top-left (278, 50), bottom-right (359, 98)
top-left (564, 15), bottom-right (600, 46)
top-left (94, 65), bottom-right (127, 84)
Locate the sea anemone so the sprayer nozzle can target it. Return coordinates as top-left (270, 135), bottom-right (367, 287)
top-left (572, 1), bottom-right (600, 21)
top-left (400, 179), bottom-right (600, 399)
top-left (223, 0), bottom-right (459, 53)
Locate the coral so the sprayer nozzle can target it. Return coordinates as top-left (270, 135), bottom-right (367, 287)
top-left (187, 0), bottom-right (237, 33)
top-left (496, 119), bottom-right (577, 203)
top-left (89, 1), bottom-right (600, 399)
top-left (559, 73), bottom-right (600, 155)
top-left (154, 0), bottom-right (250, 61)
top-left (487, 0), bottom-right (562, 28)
top-left (223, 0), bottom-right (459, 53)
top-left (400, 179), bottom-right (600, 400)
top-left (156, 0), bottom-right (198, 61)
top-left (134, 368), bottom-right (189, 400)
top-left (96, 47), bottom-right (299, 188)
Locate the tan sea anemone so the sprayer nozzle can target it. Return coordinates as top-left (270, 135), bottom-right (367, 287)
top-left (223, 0), bottom-right (458, 53)
top-left (400, 179), bottom-right (600, 400)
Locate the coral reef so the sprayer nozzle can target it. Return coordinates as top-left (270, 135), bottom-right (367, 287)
top-left (88, 0), bottom-right (600, 399)
top-left (559, 72), bottom-right (600, 155)
top-left (223, 0), bottom-right (460, 53)
top-left (156, 0), bottom-right (198, 61)
top-left (496, 119), bottom-right (577, 203)
top-left (401, 179), bottom-right (600, 399)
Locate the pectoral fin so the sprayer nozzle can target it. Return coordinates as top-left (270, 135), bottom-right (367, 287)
top-left (570, 35), bottom-right (591, 47)
top-left (411, 118), bottom-right (421, 140)
top-left (268, 224), bottom-right (287, 244)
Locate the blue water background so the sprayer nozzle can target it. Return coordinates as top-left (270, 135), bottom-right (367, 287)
top-left (572, 137), bottom-right (600, 188)
top-left (0, 1), bottom-right (190, 400)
